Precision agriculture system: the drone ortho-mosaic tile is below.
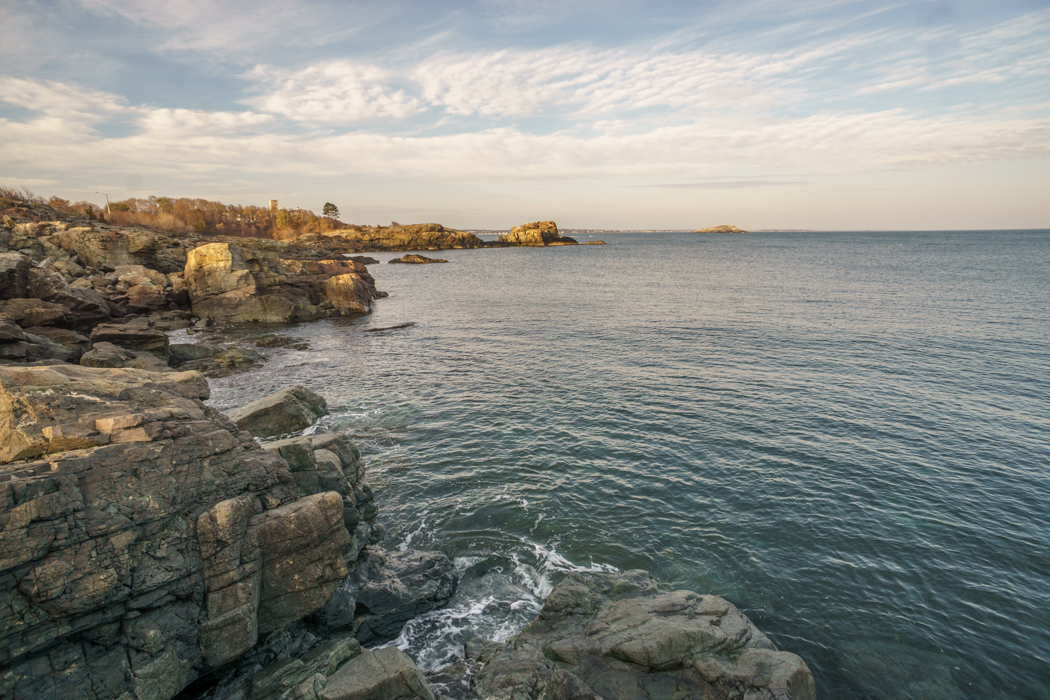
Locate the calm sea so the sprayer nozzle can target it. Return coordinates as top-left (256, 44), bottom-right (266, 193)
top-left (203, 230), bottom-right (1050, 699)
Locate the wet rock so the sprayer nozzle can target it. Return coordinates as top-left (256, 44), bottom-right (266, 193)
top-left (314, 549), bottom-right (457, 645)
top-left (247, 635), bottom-right (364, 700)
top-left (389, 255), bottom-right (448, 264)
top-left (227, 385), bottom-right (328, 438)
top-left (472, 570), bottom-right (816, 700)
top-left (251, 335), bottom-right (308, 349)
top-left (169, 342), bottom-right (221, 366)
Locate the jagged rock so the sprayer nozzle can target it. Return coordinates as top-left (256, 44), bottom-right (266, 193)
top-left (185, 243), bottom-right (381, 324)
top-left (389, 255), bottom-right (448, 264)
top-left (247, 635), bottom-right (364, 700)
top-left (0, 366), bottom-right (367, 700)
top-left (50, 226), bottom-right (189, 273)
top-left (472, 570), bottom-right (816, 700)
top-left (0, 252), bottom-right (30, 299)
top-left (89, 322), bottom-right (170, 356)
top-left (321, 647), bottom-right (436, 700)
top-left (498, 221), bottom-right (577, 247)
top-left (227, 385), bottom-right (328, 438)
top-left (312, 549), bottom-right (457, 644)
top-left (22, 331), bottom-right (78, 363)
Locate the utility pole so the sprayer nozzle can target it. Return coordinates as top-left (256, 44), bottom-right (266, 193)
top-left (95, 192), bottom-right (111, 216)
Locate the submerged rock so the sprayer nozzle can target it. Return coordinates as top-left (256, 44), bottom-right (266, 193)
top-left (472, 569), bottom-right (816, 700)
top-left (227, 385), bottom-right (328, 438)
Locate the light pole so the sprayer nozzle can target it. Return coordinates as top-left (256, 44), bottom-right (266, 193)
top-left (95, 192), bottom-right (111, 216)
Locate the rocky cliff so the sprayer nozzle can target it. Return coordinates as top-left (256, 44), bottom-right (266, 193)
top-left (0, 367), bottom-right (455, 700)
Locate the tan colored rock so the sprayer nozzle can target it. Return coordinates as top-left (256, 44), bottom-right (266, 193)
top-left (693, 224), bottom-right (747, 233)
top-left (499, 220), bottom-right (578, 246)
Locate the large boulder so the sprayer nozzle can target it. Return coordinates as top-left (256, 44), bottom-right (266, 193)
top-left (0, 366), bottom-right (366, 700)
top-left (472, 570), bottom-right (816, 700)
top-left (321, 647), bottom-right (435, 700)
top-left (227, 385), bottom-right (328, 438)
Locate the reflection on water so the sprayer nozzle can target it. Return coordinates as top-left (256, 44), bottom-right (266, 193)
top-left (207, 230), bottom-right (1050, 699)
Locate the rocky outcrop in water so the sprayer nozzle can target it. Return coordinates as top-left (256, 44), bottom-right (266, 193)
top-left (389, 255), bottom-right (449, 264)
top-left (184, 243), bottom-right (382, 324)
top-left (498, 221), bottom-right (578, 247)
top-left (693, 225), bottom-right (747, 233)
top-left (470, 570), bottom-right (816, 700)
top-left (0, 367), bottom-right (394, 700)
top-left (297, 224), bottom-right (484, 253)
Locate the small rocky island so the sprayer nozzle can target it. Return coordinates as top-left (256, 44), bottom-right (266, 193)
top-left (693, 225), bottom-right (747, 233)
top-left (389, 254), bottom-right (448, 264)
top-left (498, 221), bottom-right (579, 246)
top-left (0, 192), bottom-right (815, 699)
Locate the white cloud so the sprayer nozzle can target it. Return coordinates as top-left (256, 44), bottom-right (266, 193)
top-left (247, 62), bottom-right (422, 124)
top-left (0, 77), bottom-right (130, 122)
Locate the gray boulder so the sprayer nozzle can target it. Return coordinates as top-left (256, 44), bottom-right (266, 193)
top-left (321, 647), bottom-right (435, 700)
top-left (228, 385), bottom-right (328, 438)
top-left (472, 570), bottom-right (816, 700)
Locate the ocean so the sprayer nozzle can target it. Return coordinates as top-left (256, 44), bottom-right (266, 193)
top-left (201, 230), bottom-right (1050, 699)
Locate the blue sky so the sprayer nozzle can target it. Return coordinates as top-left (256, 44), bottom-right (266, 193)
top-left (1, 0), bottom-right (1048, 229)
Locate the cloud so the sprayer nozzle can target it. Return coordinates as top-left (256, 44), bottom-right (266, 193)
top-left (0, 77), bottom-right (129, 122)
top-left (71, 0), bottom-right (387, 54)
top-left (2, 79), bottom-right (1046, 183)
top-left (246, 62), bottom-right (422, 124)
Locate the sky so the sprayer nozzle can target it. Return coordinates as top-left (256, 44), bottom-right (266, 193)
top-left (1, 0), bottom-right (1048, 230)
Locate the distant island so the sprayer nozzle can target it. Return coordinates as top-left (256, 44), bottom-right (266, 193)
top-left (693, 224), bottom-right (747, 233)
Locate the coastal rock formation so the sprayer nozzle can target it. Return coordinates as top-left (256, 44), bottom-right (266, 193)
top-left (693, 225), bottom-right (747, 233)
top-left (298, 223), bottom-right (484, 253)
top-left (184, 243), bottom-right (381, 324)
top-left (499, 221), bottom-right (578, 246)
top-left (472, 570), bottom-right (816, 700)
top-left (0, 366), bottom-right (386, 700)
top-left (389, 254), bottom-right (449, 264)
top-left (226, 385), bottom-right (329, 438)
top-left (311, 548), bottom-right (458, 644)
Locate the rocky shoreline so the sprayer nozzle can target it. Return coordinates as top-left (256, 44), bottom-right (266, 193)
top-left (1, 196), bottom-right (815, 699)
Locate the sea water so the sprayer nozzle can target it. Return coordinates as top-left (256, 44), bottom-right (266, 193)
top-left (204, 230), bottom-right (1050, 699)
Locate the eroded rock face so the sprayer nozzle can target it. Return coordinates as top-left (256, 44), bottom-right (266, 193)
top-left (298, 224), bottom-right (484, 253)
top-left (472, 570), bottom-right (816, 700)
top-left (0, 366), bottom-right (369, 700)
top-left (498, 221), bottom-right (577, 247)
top-left (185, 243), bottom-right (381, 325)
